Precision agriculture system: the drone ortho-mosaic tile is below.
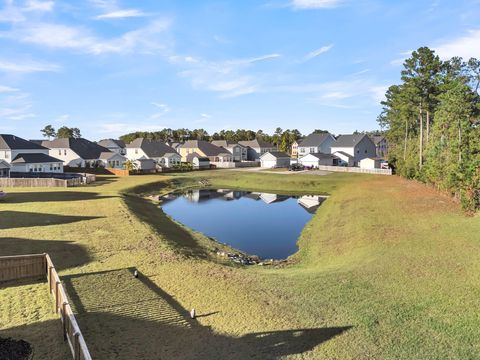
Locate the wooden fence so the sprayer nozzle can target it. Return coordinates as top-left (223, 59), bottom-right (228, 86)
top-left (0, 254), bottom-right (92, 360)
top-left (0, 177), bottom-right (71, 187)
top-left (315, 165), bottom-right (393, 175)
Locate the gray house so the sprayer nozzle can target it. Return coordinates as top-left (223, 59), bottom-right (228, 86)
top-left (238, 139), bottom-right (276, 161)
top-left (330, 134), bottom-right (376, 166)
top-left (97, 139), bottom-right (126, 155)
top-left (296, 133), bottom-right (336, 157)
top-left (42, 138), bottom-right (112, 168)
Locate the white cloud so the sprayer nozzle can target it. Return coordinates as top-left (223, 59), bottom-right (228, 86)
top-left (434, 29), bottom-right (480, 60)
top-left (0, 85), bottom-right (19, 92)
top-left (149, 102), bottom-right (170, 120)
top-left (0, 59), bottom-right (61, 73)
top-left (55, 114), bottom-right (70, 123)
top-left (229, 53), bottom-right (282, 65)
top-left (201, 113), bottom-right (211, 118)
top-left (390, 50), bottom-right (413, 66)
top-left (23, 0), bottom-right (54, 12)
top-left (95, 9), bottom-right (148, 20)
top-left (291, 0), bottom-right (342, 10)
top-left (98, 122), bottom-right (167, 135)
top-left (303, 44), bottom-right (333, 61)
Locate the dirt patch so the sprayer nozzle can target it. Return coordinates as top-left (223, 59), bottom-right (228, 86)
top-left (0, 337), bottom-right (33, 360)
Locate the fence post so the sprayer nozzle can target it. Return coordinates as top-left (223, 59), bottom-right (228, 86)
top-left (74, 332), bottom-right (80, 360)
top-left (55, 280), bottom-right (60, 314)
top-left (62, 301), bottom-right (68, 341)
top-left (48, 266), bottom-right (53, 294)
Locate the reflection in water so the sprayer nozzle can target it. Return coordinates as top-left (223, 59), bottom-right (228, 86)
top-left (161, 189), bottom-right (327, 259)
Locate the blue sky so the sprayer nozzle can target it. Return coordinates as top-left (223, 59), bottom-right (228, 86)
top-left (0, 0), bottom-right (479, 140)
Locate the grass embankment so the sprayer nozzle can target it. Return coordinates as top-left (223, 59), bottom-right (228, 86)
top-left (0, 171), bottom-right (479, 359)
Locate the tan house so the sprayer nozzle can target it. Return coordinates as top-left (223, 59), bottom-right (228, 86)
top-left (179, 140), bottom-right (233, 162)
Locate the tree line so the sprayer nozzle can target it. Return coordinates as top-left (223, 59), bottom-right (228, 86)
top-left (378, 47), bottom-right (480, 211)
top-left (41, 125), bottom-right (82, 140)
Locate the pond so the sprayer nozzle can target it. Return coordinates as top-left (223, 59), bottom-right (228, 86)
top-left (160, 189), bottom-right (327, 260)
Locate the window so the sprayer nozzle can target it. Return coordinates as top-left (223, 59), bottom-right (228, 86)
top-left (365, 149), bottom-right (367, 153)
top-left (50, 164), bottom-right (53, 171)
top-left (135, 149), bottom-right (138, 154)
top-left (310, 147), bottom-right (315, 153)
top-left (64, 149), bottom-right (67, 156)
top-left (300, 148), bottom-right (305, 153)
top-left (59, 149), bottom-right (61, 155)
top-left (4, 151), bottom-right (9, 159)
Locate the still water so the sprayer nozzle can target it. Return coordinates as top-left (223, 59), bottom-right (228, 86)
top-left (161, 189), bottom-right (326, 259)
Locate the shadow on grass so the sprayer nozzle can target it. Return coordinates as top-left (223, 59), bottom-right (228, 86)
top-left (58, 268), bottom-right (351, 359)
top-left (2, 191), bottom-right (115, 204)
top-left (0, 237), bottom-right (91, 270)
top-left (0, 211), bottom-right (102, 230)
top-left (123, 194), bottom-right (210, 259)
top-left (86, 176), bottom-right (118, 187)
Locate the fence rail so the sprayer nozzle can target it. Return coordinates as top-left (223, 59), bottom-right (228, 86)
top-left (315, 165), bottom-right (393, 175)
top-left (0, 254), bottom-right (92, 360)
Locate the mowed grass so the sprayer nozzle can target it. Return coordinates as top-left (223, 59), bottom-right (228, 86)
top-left (0, 171), bottom-right (479, 359)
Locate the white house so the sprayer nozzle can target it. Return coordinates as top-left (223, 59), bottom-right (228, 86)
top-left (260, 151), bottom-right (290, 168)
top-left (330, 134), bottom-right (376, 166)
top-left (126, 138), bottom-right (181, 168)
top-left (299, 153), bottom-right (336, 167)
top-left (41, 138), bottom-right (111, 168)
top-left (99, 152), bottom-right (127, 169)
top-left (0, 159), bottom-right (10, 177)
top-left (211, 140), bottom-right (247, 161)
top-left (296, 133), bottom-right (336, 158)
top-left (359, 157), bottom-right (383, 169)
top-left (97, 139), bottom-right (126, 155)
top-left (186, 153), bottom-right (210, 169)
top-left (1, 134), bottom-right (63, 173)
top-left (238, 139), bottom-right (276, 161)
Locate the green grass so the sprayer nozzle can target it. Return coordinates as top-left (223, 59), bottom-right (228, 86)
top-left (0, 170), bottom-right (479, 359)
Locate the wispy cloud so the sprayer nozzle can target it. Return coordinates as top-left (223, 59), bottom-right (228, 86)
top-left (0, 85), bottom-right (19, 93)
top-left (434, 29), bottom-right (480, 60)
top-left (54, 114), bottom-right (70, 123)
top-left (0, 59), bottom-right (61, 73)
top-left (390, 50), bottom-right (413, 66)
top-left (95, 9), bottom-right (148, 20)
top-left (1, 19), bottom-right (172, 55)
top-left (98, 122), bottom-right (167, 136)
top-left (149, 102), bottom-right (171, 120)
top-left (303, 44), bottom-right (333, 62)
top-left (201, 113), bottom-right (211, 118)
top-left (291, 0), bottom-right (343, 10)
top-left (23, 0), bottom-right (54, 12)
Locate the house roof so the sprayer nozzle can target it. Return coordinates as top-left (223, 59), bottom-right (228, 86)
top-left (238, 138), bottom-right (275, 149)
top-left (370, 135), bottom-right (385, 145)
top-left (186, 152), bottom-right (210, 162)
top-left (126, 138), bottom-right (179, 158)
top-left (42, 138), bottom-right (111, 160)
top-left (97, 139), bottom-right (126, 148)
top-left (298, 133), bottom-right (331, 147)
top-left (11, 153), bottom-right (63, 164)
top-left (332, 151), bottom-right (353, 158)
top-left (361, 156), bottom-right (385, 161)
top-left (261, 151), bottom-right (290, 159)
top-left (332, 134), bottom-right (369, 148)
top-left (0, 134), bottom-right (48, 150)
top-left (301, 152), bottom-right (335, 160)
top-left (0, 159), bottom-right (10, 168)
top-left (211, 140), bottom-right (242, 148)
top-left (99, 152), bottom-right (126, 161)
top-left (180, 140), bottom-right (230, 156)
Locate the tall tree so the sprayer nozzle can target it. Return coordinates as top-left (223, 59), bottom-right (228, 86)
top-left (41, 125), bottom-right (56, 140)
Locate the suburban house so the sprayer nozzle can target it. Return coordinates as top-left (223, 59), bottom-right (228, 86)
top-left (330, 134), bottom-right (376, 166)
top-left (99, 152), bottom-right (127, 169)
top-left (0, 159), bottom-right (10, 177)
top-left (291, 141), bottom-right (299, 158)
top-left (332, 151), bottom-right (354, 167)
top-left (299, 153), bottom-right (336, 167)
top-left (238, 139), bottom-right (276, 161)
top-left (186, 153), bottom-right (210, 169)
top-left (296, 133), bottom-right (336, 157)
top-left (211, 140), bottom-right (247, 161)
top-left (1, 134), bottom-right (64, 173)
top-left (97, 139), bottom-right (126, 155)
top-left (133, 158), bottom-right (156, 171)
top-left (359, 157), bottom-right (384, 169)
top-left (126, 138), bottom-right (181, 168)
top-left (179, 140), bottom-right (233, 163)
top-left (259, 151), bottom-right (291, 168)
top-left (370, 135), bottom-right (388, 157)
top-left (42, 138), bottom-right (112, 168)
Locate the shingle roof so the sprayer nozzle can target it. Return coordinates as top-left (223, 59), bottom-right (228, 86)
top-left (97, 139), bottom-right (126, 148)
top-left (11, 153), bottom-right (63, 164)
top-left (126, 138), bottom-right (179, 157)
top-left (211, 140), bottom-right (241, 148)
top-left (0, 134), bottom-right (48, 150)
top-left (332, 134), bottom-right (369, 148)
top-left (238, 139), bottom-right (275, 148)
top-left (298, 133), bottom-right (331, 147)
top-left (261, 151), bottom-right (290, 158)
top-left (370, 135), bottom-right (385, 145)
top-left (186, 152), bottom-right (210, 162)
top-left (332, 151), bottom-right (353, 158)
top-left (0, 159), bottom-right (11, 168)
top-left (180, 140), bottom-right (230, 156)
top-left (98, 152), bottom-right (126, 160)
top-left (42, 138), bottom-right (111, 160)
top-left (301, 152), bottom-right (335, 160)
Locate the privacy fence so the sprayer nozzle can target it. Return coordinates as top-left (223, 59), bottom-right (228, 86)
top-left (315, 165), bottom-right (393, 175)
top-left (0, 254), bottom-right (92, 360)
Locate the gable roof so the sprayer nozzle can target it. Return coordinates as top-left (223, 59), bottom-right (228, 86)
top-left (238, 138), bottom-right (275, 148)
top-left (332, 151), bottom-right (353, 158)
top-left (126, 138), bottom-right (179, 158)
top-left (211, 140), bottom-right (242, 148)
top-left (186, 152), bottom-right (210, 162)
top-left (298, 133), bottom-right (332, 147)
top-left (332, 134), bottom-right (370, 148)
top-left (0, 134), bottom-right (48, 150)
top-left (97, 139), bottom-right (126, 148)
top-left (0, 159), bottom-right (11, 168)
top-left (11, 153), bottom-right (63, 164)
top-left (98, 152), bottom-right (126, 161)
top-left (370, 135), bottom-right (386, 145)
top-left (260, 151), bottom-right (290, 159)
top-left (42, 138), bottom-right (111, 160)
top-left (180, 140), bottom-right (230, 156)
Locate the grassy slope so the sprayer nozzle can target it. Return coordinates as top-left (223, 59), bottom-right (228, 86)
top-left (0, 171), bottom-right (479, 359)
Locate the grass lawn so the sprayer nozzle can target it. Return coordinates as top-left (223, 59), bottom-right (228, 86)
top-left (0, 170), bottom-right (479, 359)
